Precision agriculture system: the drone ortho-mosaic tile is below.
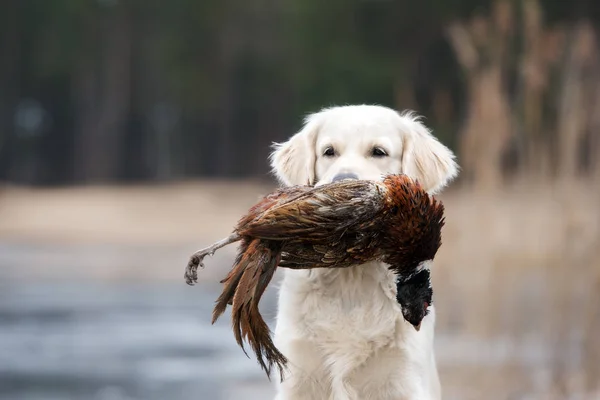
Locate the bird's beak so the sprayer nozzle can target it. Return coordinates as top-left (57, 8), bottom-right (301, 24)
top-left (414, 322), bottom-right (422, 332)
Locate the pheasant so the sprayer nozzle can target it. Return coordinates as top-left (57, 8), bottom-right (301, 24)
top-left (185, 174), bottom-right (445, 380)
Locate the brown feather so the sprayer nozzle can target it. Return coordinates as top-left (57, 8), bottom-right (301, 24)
top-left (228, 239), bottom-right (287, 379)
top-left (211, 238), bottom-right (254, 324)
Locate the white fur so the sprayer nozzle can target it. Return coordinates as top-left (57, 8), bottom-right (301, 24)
top-left (270, 105), bottom-right (458, 400)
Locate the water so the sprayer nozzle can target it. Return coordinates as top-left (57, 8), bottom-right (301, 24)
top-left (0, 242), bottom-right (589, 400)
top-left (0, 282), bottom-right (277, 400)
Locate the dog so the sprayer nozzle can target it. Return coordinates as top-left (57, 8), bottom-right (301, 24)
top-left (269, 104), bottom-right (458, 400)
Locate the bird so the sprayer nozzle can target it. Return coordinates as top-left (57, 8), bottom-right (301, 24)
top-left (184, 174), bottom-right (445, 380)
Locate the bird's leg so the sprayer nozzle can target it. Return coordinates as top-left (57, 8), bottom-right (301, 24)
top-left (185, 233), bottom-right (241, 285)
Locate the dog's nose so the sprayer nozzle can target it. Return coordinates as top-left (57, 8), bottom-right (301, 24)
top-left (332, 172), bottom-right (359, 182)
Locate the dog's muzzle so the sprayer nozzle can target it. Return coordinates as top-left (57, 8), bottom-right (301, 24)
top-left (331, 172), bottom-right (359, 182)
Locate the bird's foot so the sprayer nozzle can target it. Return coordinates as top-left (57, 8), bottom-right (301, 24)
top-left (185, 249), bottom-right (215, 285)
top-left (184, 233), bottom-right (241, 286)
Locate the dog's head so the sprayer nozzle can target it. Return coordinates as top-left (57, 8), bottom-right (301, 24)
top-left (270, 105), bottom-right (458, 194)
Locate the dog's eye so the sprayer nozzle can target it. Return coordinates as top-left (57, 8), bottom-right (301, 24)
top-left (371, 147), bottom-right (387, 157)
top-left (323, 147), bottom-right (335, 157)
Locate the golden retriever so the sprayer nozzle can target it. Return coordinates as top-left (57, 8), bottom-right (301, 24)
top-left (270, 104), bottom-right (458, 400)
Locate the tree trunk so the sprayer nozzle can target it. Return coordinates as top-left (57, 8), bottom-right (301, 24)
top-left (556, 24), bottom-right (590, 180)
top-left (579, 25), bottom-right (600, 181)
top-left (0, 0), bottom-right (21, 181)
top-left (72, 50), bottom-right (99, 183)
top-left (446, 1), bottom-right (514, 190)
top-left (73, 4), bottom-right (132, 183)
top-left (518, 0), bottom-right (548, 178)
top-left (590, 79), bottom-right (600, 181)
top-left (215, 20), bottom-right (240, 178)
top-left (461, 68), bottom-right (511, 190)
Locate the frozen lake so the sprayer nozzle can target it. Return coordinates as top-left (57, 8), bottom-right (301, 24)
top-left (0, 241), bottom-right (592, 400)
top-left (0, 282), bottom-right (278, 400)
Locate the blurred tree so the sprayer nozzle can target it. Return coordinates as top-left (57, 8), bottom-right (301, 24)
top-left (0, 0), bottom-right (21, 181)
top-left (0, 0), bottom-right (599, 185)
top-left (446, 0), bottom-right (514, 189)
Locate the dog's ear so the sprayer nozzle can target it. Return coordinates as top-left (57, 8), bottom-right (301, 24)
top-left (270, 114), bottom-right (320, 186)
top-left (398, 112), bottom-right (459, 194)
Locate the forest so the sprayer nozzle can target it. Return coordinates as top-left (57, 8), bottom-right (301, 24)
top-left (0, 0), bottom-right (599, 186)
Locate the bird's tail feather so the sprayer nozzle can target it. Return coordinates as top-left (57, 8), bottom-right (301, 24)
top-left (211, 238), bottom-right (287, 381)
top-left (211, 239), bottom-right (251, 316)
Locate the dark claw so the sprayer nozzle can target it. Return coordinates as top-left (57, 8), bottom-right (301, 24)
top-left (185, 256), bottom-right (200, 285)
top-left (184, 267), bottom-right (196, 286)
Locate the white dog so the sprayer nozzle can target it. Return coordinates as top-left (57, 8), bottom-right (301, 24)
top-left (269, 104), bottom-right (458, 400)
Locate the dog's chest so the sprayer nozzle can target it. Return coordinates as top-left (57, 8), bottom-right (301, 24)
top-left (280, 262), bottom-right (404, 345)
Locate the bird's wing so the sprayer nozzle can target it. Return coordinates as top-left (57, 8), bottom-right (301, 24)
top-left (278, 231), bottom-right (382, 269)
top-left (238, 180), bottom-right (386, 241)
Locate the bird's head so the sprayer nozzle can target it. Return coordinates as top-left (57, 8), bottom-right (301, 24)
top-left (395, 268), bottom-right (433, 331)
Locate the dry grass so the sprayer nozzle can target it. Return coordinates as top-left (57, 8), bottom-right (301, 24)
top-left (0, 178), bottom-right (598, 398)
top-left (0, 180), bottom-right (274, 246)
top-left (433, 179), bottom-right (600, 399)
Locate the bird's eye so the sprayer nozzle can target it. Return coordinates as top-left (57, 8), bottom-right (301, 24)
top-left (323, 147), bottom-right (335, 157)
top-left (390, 206), bottom-right (398, 214)
top-left (372, 147), bottom-right (388, 157)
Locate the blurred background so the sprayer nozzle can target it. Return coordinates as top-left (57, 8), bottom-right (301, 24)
top-left (0, 0), bottom-right (599, 399)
